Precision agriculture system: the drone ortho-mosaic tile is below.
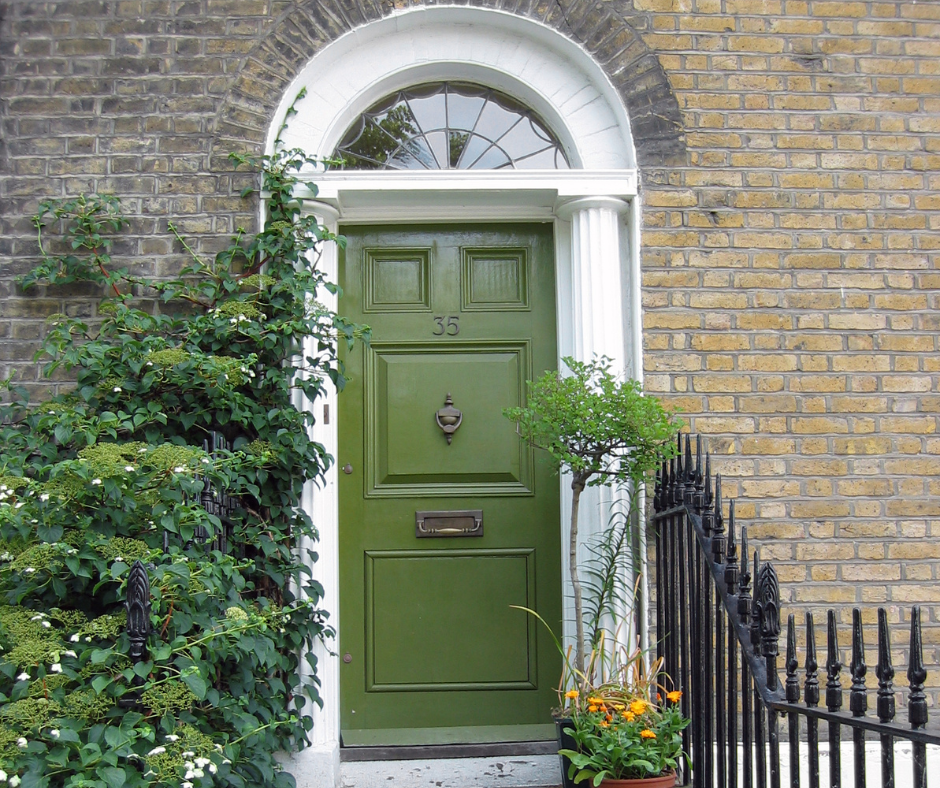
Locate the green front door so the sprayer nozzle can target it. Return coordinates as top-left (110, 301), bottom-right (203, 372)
top-left (338, 223), bottom-right (562, 747)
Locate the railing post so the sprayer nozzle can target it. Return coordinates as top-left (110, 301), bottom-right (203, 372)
top-left (850, 608), bottom-right (868, 788)
top-left (907, 606), bottom-right (927, 788)
top-left (756, 559), bottom-right (781, 788)
top-left (785, 615), bottom-right (800, 788)
top-left (876, 607), bottom-right (895, 788)
top-left (826, 610), bottom-right (843, 788)
top-left (725, 501), bottom-right (739, 788)
top-left (804, 612), bottom-right (820, 788)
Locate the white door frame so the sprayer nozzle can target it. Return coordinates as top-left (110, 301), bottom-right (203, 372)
top-left (273, 8), bottom-right (643, 787)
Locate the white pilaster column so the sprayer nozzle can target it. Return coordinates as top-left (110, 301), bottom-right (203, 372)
top-left (288, 201), bottom-right (341, 788)
top-left (556, 196), bottom-right (631, 373)
top-left (554, 196), bottom-right (635, 676)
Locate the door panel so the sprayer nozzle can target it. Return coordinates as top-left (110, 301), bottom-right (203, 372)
top-left (339, 223), bottom-right (560, 746)
top-left (367, 341), bottom-right (531, 494)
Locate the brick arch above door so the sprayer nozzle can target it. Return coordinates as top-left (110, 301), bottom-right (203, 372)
top-left (211, 0), bottom-right (685, 170)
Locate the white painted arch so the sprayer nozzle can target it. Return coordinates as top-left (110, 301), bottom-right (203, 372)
top-left (275, 7), bottom-right (644, 788)
top-left (269, 6), bottom-right (637, 169)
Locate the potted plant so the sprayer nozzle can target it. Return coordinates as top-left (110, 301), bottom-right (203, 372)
top-left (559, 657), bottom-right (689, 786)
top-left (504, 356), bottom-right (682, 785)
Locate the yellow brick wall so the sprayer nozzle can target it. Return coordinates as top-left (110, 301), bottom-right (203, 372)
top-left (637, 0), bottom-right (940, 674)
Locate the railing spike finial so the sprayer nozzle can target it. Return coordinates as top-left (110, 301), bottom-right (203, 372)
top-left (826, 609), bottom-right (843, 712)
top-left (711, 473), bottom-right (726, 564)
top-left (749, 545), bottom-right (762, 656)
top-left (805, 611), bottom-right (820, 707)
top-left (850, 608), bottom-right (868, 718)
top-left (714, 471), bottom-right (723, 529)
top-left (738, 525), bottom-right (751, 623)
top-left (692, 435), bottom-right (705, 511)
top-left (756, 559), bottom-right (781, 689)
top-left (700, 450), bottom-right (713, 531)
top-left (654, 463), bottom-right (663, 511)
top-left (724, 498), bottom-right (738, 595)
top-left (669, 454), bottom-right (678, 506)
top-left (876, 607), bottom-right (895, 724)
top-left (908, 606), bottom-right (928, 729)
top-left (785, 614), bottom-right (799, 703)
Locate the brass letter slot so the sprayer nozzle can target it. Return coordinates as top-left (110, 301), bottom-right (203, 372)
top-left (415, 509), bottom-right (483, 538)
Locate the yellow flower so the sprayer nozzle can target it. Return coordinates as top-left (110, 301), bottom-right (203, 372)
top-left (640, 729), bottom-right (656, 739)
top-left (629, 699), bottom-right (649, 716)
top-left (666, 690), bottom-right (682, 703)
top-left (588, 705), bottom-right (598, 713)
top-left (587, 697), bottom-right (604, 705)
top-left (599, 720), bottom-right (609, 728)
top-left (612, 703), bottom-right (625, 711)
top-left (565, 690), bottom-right (579, 699)
top-left (622, 711), bottom-right (635, 722)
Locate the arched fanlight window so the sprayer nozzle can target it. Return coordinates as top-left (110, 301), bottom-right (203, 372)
top-left (332, 82), bottom-right (570, 170)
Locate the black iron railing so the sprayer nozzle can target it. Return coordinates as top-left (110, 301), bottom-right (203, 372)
top-left (124, 431), bottom-right (243, 692)
top-left (653, 434), bottom-right (940, 788)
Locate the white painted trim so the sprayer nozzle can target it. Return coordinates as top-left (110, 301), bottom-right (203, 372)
top-left (270, 6), bottom-right (637, 170)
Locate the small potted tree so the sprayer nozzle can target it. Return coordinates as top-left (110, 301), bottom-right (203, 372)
top-left (505, 356), bottom-right (684, 786)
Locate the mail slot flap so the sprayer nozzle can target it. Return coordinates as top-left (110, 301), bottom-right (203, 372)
top-left (415, 509), bottom-right (483, 538)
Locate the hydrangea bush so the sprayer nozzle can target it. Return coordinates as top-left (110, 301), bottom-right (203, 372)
top-left (0, 110), bottom-right (356, 788)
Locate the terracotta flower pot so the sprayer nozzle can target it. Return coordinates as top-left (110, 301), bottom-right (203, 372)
top-left (600, 772), bottom-right (677, 788)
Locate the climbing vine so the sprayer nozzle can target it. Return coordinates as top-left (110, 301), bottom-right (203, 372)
top-left (0, 99), bottom-right (357, 788)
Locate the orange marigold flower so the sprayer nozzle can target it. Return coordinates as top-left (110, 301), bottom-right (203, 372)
top-left (587, 697), bottom-right (603, 705)
top-left (565, 690), bottom-right (579, 699)
top-left (667, 690), bottom-right (682, 703)
top-left (640, 729), bottom-right (656, 739)
top-left (629, 700), bottom-right (648, 715)
top-left (622, 711), bottom-right (635, 722)
top-left (600, 720), bottom-right (609, 728)
top-left (588, 705), bottom-right (598, 713)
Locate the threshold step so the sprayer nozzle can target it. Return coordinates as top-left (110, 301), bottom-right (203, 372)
top-left (340, 754), bottom-right (561, 788)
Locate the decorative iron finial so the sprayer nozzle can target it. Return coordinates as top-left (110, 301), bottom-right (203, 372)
top-left (669, 455), bottom-right (679, 507)
top-left (850, 608), bottom-right (868, 718)
top-left (750, 547), bottom-right (762, 656)
top-left (738, 525), bottom-right (752, 623)
top-left (875, 608), bottom-right (895, 724)
top-left (712, 472), bottom-right (726, 564)
top-left (908, 606), bottom-right (928, 729)
top-left (125, 560), bottom-right (152, 662)
top-left (692, 436), bottom-right (705, 511)
top-left (654, 464), bottom-right (664, 511)
top-left (683, 434), bottom-right (694, 505)
top-left (786, 614), bottom-right (799, 703)
top-left (724, 498), bottom-right (738, 595)
top-left (826, 609), bottom-right (843, 712)
top-left (805, 611), bottom-right (819, 707)
top-left (756, 560), bottom-right (781, 689)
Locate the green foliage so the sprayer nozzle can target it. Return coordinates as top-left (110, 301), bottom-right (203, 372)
top-left (504, 356), bottom-right (680, 488)
top-left (0, 98), bottom-right (358, 788)
top-left (505, 356), bottom-right (681, 676)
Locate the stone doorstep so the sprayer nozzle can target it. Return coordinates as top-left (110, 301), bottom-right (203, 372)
top-left (340, 755), bottom-right (562, 788)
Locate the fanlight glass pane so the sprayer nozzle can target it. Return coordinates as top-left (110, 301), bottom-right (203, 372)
top-left (332, 82), bottom-right (569, 170)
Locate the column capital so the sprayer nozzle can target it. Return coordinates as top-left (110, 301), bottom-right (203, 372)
top-left (304, 199), bottom-right (341, 224)
top-left (554, 195), bottom-right (631, 219)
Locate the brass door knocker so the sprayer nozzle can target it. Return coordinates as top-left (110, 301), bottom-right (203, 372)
top-left (435, 393), bottom-right (463, 444)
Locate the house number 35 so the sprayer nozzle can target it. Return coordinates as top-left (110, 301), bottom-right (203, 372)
top-left (433, 316), bottom-right (459, 336)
